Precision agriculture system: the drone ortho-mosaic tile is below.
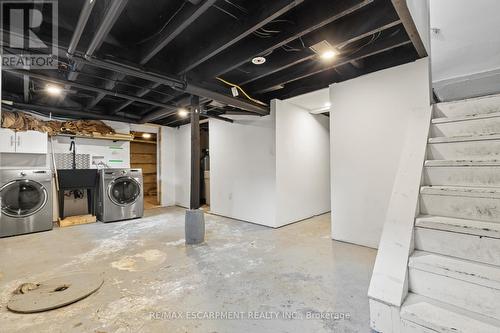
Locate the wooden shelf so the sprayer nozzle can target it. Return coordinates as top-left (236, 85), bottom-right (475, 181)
top-left (51, 132), bottom-right (133, 142)
top-left (131, 139), bottom-right (157, 144)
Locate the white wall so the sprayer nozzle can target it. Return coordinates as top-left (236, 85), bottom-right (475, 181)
top-left (160, 126), bottom-right (176, 207)
top-left (285, 88), bottom-right (331, 114)
top-left (173, 124), bottom-right (191, 208)
top-left (210, 113), bottom-right (277, 227)
top-left (275, 100), bottom-right (331, 227)
top-left (330, 58), bottom-right (430, 248)
top-left (430, 0), bottom-right (500, 100)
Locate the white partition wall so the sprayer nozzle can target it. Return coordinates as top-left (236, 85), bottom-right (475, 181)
top-left (330, 58), bottom-right (430, 248)
top-left (275, 100), bottom-right (331, 226)
top-left (209, 112), bottom-right (277, 227)
top-left (160, 126), bottom-right (176, 207)
top-left (174, 124), bottom-right (191, 208)
top-left (209, 101), bottom-right (331, 228)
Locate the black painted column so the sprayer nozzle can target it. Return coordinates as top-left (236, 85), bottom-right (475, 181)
top-left (190, 95), bottom-right (200, 209)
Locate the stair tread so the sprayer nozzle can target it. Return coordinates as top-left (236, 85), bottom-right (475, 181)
top-left (409, 251), bottom-right (500, 290)
top-left (429, 133), bottom-right (500, 144)
top-left (420, 185), bottom-right (500, 198)
top-left (432, 110), bottom-right (500, 124)
top-left (416, 215), bottom-right (500, 239)
top-left (401, 293), bottom-right (500, 333)
top-left (425, 159), bottom-right (500, 167)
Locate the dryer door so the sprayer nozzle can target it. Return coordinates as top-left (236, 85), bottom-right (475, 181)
top-left (0, 179), bottom-right (48, 217)
top-left (108, 177), bottom-right (141, 206)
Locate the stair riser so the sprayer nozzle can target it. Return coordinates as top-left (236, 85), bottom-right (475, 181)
top-left (424, 166), bottom-right (500, 187)
top-left (435, 95), bottom-right (500, 118)
top-left (431, 117), bottom-right (500, 138)
top-left (414, 228), bottom-right (500, 266)
top-left (427, 140), bottom-right (500, 160)
top-left (409, 268), bottom-right (500, 320)
top-left (401, 320), bottom-right (436, 333)
top-left (420, 193), bottom-right (500, 222)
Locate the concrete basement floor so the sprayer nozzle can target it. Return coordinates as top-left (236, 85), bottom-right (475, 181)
top-left (0, 207), bottom-right (376, 333)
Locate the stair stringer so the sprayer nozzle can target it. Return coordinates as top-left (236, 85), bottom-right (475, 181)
top-left (368, 105), bottom-right (432, 333)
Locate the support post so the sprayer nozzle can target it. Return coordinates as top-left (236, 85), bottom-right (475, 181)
top-left (185, 95), bottom-right (205, 244)
top-left (190, 95), bottom-right (201, 209)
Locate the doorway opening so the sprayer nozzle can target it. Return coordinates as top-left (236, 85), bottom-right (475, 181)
top-left (130, 131), bottom-right (160, 210)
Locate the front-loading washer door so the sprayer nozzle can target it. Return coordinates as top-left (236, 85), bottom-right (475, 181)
top-left (108, 176), bottom-right (141, 206)
top-left (0, 179), bottom-right (48, 218)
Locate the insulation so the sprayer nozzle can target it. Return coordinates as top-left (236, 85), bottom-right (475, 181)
top-left (1, 111), bottom-right (115, 136)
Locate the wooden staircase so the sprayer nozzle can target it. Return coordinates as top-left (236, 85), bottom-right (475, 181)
top-left (400, 94), bottom-right (500, 332)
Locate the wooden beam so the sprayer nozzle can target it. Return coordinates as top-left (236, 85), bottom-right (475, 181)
top-left (190, 95), bottom-right (201, 209)
top-left (175, 0), bottom-right (302, 75)
top-left (390, 0), bottom-right (427, 57)
top-left (140, 0), bottom-right (217, 65)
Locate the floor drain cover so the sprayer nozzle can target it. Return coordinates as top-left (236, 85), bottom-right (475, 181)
top-left (7, 273), bottom-right (103, 313)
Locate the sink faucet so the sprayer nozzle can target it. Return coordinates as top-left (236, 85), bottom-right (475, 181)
top-left (69, 139), bottom-right (76, 169)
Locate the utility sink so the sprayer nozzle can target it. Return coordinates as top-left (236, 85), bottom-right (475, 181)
top-left (57, 169), bottom-right (98, 189)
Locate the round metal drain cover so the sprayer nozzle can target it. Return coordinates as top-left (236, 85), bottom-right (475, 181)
top-left (7, 273), bottom-right (103, 313)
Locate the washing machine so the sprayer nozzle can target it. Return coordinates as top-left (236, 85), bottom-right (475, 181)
top-left (0, 169), bottom-right (53, 237)
top-left (97, 168), bottom-right (143, 222)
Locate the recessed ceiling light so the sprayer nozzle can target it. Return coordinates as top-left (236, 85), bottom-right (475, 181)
top-left (178, 108), bottom-right (189, 117)
top-left (142, 133), bottom-right (152, 139)
top-left (252, 56), bottom-right (266, 65)
top-left (310, 40), bottom-right (337, 61)
top-left (46, 84), bottom-right (62, 96)
top-left (320, 50), bottom-right (337, 60)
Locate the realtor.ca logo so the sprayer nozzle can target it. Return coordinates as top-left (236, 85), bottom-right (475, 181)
top-left (1, 0), bottom-right (58, 69)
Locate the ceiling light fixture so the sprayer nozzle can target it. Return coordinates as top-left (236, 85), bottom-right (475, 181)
top-left (46, 84), bottom-right (62, 96)
top-left (320, 50), bottom-right (337, 60)
top-left (142, 133), bottom-right (152, 139)
top-left (310, 40), bottom-right (337, 61)
top-left (178, 108), bottom-right (189, 118)
top-left (251, 56), bottom-right (266, 65)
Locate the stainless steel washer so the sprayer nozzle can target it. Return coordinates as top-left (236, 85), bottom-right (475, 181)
top-left (97, 168), bottom-right (143, 223)
top-left (0, 169), bottom-right (53, 237)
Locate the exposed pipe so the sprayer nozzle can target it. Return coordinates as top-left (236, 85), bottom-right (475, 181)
top-left (72, 55), bottom-right (269, 115)
top-left (5, 69), bottom-right (179, 112)
top-left (3, 102), bottom-right (141, 122)
top-left (68, 0), bottom-right (128, 81)
top-left (202, 113), bottom-right (234, 123)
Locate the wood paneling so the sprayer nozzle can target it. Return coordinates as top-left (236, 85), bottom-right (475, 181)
top-left (130, 141), bottom-right (158, 203)
top-left (130, 142), bottom-right (156, 154)
top-left (142, 173), bottom-right (157, 184)
top-left (131, 163), bottom-right (156, 174)
top-left (131, 153), bottom-right (156, 164)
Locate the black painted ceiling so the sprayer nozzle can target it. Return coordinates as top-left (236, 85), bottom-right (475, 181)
top-left (1, 0), bottom-right (420, 126)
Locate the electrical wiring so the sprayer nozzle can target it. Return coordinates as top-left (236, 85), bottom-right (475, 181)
top-left (215, 77), bottom-right (267, 106)
top-left (223, 0), bottom-right (248, 13)
top-left (1, 48), bottom-right (175, 100)
top-left (213, 4), bottom-right (239, 20)
top-left (137, 1), bottom-right (186, 45)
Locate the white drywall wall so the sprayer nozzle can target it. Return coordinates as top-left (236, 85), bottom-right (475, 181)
top-left (285, 88), bottom-right (331, 114)
top-left (160, 126), bottom-right (176, 207)
top-left (209, 113), bottom-right (277, 227)
top-left (407, 0), bottom-right (430, 54)
top-left (173, 124), bottom-right (191, 208)
top-left (275, 100), bottom-right (331, 227)
top-left (431, 0), bottom-right (500, 100)
top-left (330, 58), bottom-right (430, 248)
